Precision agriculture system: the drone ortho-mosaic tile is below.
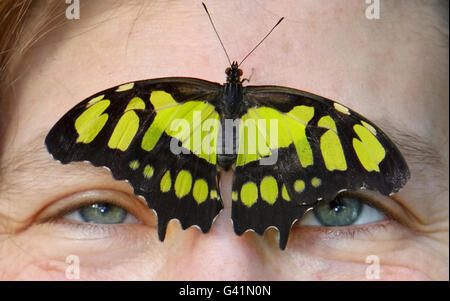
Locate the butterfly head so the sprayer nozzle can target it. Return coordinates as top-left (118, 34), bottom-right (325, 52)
top-left (225, 61), bottom-right (243, 84)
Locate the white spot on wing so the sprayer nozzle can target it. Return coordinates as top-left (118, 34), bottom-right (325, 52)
top-left (116, 82), bottom-right (135, 92)
top-left (334, 103), bottom-right (350, 115)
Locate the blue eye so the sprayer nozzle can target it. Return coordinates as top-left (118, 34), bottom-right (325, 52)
top-left (64, 202), bottom-right (139, 224)
top-left (300, 196), bottom-right (386, 227)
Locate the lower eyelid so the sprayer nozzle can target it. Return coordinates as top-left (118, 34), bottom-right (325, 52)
top-left (295, 219), bottom-right (394, 240)
top-left (43, 216), bottom-right (146, 240)
top-left (63, 207), bottom-right (140, 224)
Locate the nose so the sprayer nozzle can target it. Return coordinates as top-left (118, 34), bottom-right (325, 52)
top-left (162, 208), bottom-right (275, 280)
top-left (159, 170), bottom-right (278, 280)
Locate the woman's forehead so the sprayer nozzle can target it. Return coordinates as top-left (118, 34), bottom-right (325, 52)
top-left (2, 1), bottom-right (447, 155)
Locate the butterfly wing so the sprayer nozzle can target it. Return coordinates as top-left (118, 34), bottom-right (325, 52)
top-left (231, 85), bottom-right (410, 249)
top-left (46, 78), bottom-right (224, 240)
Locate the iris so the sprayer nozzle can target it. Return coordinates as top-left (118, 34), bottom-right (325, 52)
top-left (313, 196), bottom-right (362, 227)
top-left (80, 203), bottom-right (127, 224)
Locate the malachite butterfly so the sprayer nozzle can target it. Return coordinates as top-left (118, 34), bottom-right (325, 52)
top-left (45, 4), bottom-right (410, 250)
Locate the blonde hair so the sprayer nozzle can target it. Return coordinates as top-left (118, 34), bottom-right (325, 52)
top-left (0, 0), bottom-right (65, 156)
top-left (0, 0), bottom-right (31, 83)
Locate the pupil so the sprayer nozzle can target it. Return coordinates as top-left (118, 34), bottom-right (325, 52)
top-left (99, 205), bottom-right (108, 213)
top-left (330, 200), bottom-right (344, 212)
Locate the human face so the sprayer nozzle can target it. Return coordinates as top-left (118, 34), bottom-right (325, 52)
top-left (0, 0), bottom-right (448, 280)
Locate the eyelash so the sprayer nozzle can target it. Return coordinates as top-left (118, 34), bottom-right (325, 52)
top-left (40, 190), bottom-right (144, 226)
top-left (49, 191), bottom-right (395, 233)
top-left (51, 199), bottom-right (127, 221)
top-left (292, 192), bottom-right (399, 240)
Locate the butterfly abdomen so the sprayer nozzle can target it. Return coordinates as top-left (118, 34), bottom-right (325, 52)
top-left (216, 111), bottom-right (240, 170)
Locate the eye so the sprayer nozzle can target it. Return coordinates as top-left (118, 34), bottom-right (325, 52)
top-left (300, 195), bottom-right (386, 227)
top-left (64, 202), bottom-right (139, 224)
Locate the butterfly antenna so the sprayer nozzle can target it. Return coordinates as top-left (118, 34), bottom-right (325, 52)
top-left (238, 16), bottom-right (284, 67)
top-left (202, 2), bottom-right (232, 66)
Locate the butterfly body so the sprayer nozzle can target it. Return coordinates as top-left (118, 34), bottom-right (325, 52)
top-left (213, 61), bottom-right (247, 169)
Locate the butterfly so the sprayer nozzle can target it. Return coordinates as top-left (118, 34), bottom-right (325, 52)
top-left (45, 5), bottom-right (410, 250)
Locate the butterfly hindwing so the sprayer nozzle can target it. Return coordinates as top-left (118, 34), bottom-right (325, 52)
top-left (230, 85), bottom-right (410, 249)
top-left (45, 78), bottom-right (224, 240)
top-left (232, 146), bottom-right (313, 249)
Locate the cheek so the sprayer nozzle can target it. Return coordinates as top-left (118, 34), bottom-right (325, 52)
top-left (283, 225), bottom-right (438, 280)
top-left (0, 240), bottom-right (431, 281)
top-left (0, 235), bottom-right (72, 280)
top-left (0, 225), bottom-right (167, 280)
top-left (0, 219), bottom-right (441, 280)
top-left (3, 256), bottom-right (160, 281)
top-left (306, 259), bottom-right (431, 281)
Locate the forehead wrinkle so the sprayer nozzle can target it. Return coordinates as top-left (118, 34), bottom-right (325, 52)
top-left (381, 121), bottom-right (449, 196)
top-left (0, 132), bottom-right (111, 197)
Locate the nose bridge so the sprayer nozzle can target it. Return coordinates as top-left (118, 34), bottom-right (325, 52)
top-left (164, 210), bottom-right (268, 280)
top-left (174, 244), bottom-right (254, 280)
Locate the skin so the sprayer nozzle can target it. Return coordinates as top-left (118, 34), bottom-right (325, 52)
top-left (0, 0), bottom-right (448, 280)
